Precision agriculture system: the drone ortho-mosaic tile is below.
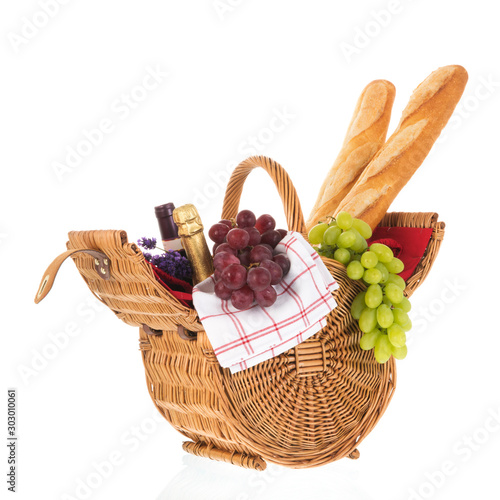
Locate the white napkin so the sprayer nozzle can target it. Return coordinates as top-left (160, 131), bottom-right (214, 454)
top-left (193, 232), bottom-right (338, 373)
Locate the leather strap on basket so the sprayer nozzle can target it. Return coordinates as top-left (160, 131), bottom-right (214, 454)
top-left (221, 156), bottom-right (306, 234)
top-left (34, 249), bottom-right (110, 304)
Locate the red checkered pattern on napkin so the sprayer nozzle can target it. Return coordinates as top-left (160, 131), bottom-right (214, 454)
top-left (193, 232), bottom-right (338, 373)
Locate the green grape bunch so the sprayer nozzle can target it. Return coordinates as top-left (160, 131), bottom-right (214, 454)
top-left (308, 211), bottom-right (412, 364)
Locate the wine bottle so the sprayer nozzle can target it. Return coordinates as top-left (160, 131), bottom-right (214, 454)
top-left (173, 204), bottom-right (213, 285)
top-left (155, 203), bottom-right (183, 252)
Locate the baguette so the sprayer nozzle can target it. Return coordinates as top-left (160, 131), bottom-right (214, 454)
top-left (334, 65), bottom-right (468, 229)
top-left (306, 79), bottom-right (396, 232)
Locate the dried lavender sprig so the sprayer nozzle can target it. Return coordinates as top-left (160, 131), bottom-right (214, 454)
top-left (137, 237), bottom-right (192, 282)
top-left (137, 237), bottom-right (157, 250)
top-left (151, 251), bottom-right (192, 282)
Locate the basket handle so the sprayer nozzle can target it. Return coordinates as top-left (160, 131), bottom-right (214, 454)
top-left (221, 156), bottom-right (306, 234)
top-left (34, 249), bottom-right (110, 304)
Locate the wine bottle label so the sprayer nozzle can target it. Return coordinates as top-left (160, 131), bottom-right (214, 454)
top-left (162, 238), bottom-right (183, 252)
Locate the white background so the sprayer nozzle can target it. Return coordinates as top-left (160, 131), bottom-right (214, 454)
top-left (2, 1), bottom-right (499, 499)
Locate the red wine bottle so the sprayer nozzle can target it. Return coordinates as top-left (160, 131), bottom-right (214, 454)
top-left (155, 203), bottom-right (183, 252)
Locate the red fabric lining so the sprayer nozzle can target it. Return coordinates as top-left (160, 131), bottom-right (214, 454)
top-left (147, 262), bottom-right (193, 308)
top-left (368, 226), bottom-right (433, 281)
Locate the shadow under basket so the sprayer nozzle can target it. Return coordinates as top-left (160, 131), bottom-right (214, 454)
top-left (35, 156), bottom-right (445, 471)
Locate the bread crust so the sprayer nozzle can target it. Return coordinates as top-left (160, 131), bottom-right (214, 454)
top-left (306, 80), bottom-right (396, 231)
top-left (334, 65), bottom-right (468, 229)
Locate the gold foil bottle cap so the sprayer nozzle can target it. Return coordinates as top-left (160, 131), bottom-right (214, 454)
top-left (173, 204), bottom-right (204, 237)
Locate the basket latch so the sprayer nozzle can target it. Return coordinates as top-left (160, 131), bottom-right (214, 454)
top-left (294, 339), bottom-right (326, 376)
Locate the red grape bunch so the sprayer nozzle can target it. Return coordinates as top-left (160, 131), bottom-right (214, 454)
top-left (208, 210), bottom-right (291, 310)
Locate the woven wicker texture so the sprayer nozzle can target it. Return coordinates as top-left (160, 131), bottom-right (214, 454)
top-left (66, 230), bottom-right (202, 333)
top-left (41, 156), bottom-right (444, 470)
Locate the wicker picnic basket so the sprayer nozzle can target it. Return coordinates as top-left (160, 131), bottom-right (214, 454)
top-left (36, 156), bottom-right (445, 470)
